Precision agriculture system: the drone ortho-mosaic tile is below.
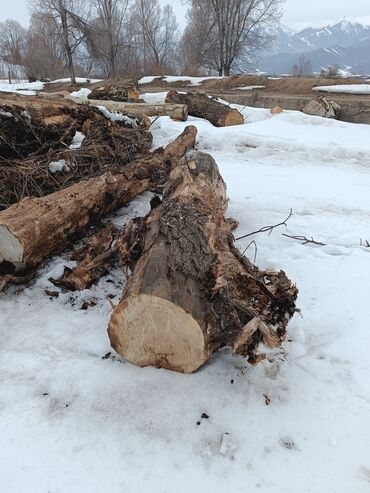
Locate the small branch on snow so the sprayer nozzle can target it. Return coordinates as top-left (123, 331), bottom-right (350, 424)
top-left (282, 234), bottom-right (326, 246)
top-left (236, 209), bottom-right (293, 241)
top-left (360, 239), bottom-right (370, 248)
top-left (242, 240), bottom-right (258, 262)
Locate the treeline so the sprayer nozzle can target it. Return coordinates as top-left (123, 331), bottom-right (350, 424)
top-left (0, 0), bottom-right (282, 82)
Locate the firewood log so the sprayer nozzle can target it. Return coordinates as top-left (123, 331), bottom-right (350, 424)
top-left (85, 100), bottom-right (188, 122)
top-left (165, 90), bottom-right (244, 127)
top-left (108, 151), bottom-right (298, 373)
top-left (88, 83), bottom-right (140, 102)
top-left (0, 126), bottom-right (197, 276)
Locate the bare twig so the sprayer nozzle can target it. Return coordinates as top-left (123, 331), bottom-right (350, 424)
top-left (360, 239), bottom-right (370, 248)
top-left (242, 240), bottom-right (258, 262)
top-left (236, 209), bottom-right (293, 241)
top-left (282, 234), bottom-right (326, 246)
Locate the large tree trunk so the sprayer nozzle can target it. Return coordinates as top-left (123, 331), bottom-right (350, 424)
top-left (0, 126), bottom-right (197, 274)
top-left (84, 100), bottom-right (188, 122)
top-left (165, 90), bottom-right (244, 127)
top-left (108, 151), bottom-right (298, 374)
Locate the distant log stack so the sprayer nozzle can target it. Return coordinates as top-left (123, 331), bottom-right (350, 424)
top-left (165, 90), bottom-right (244, 127)
top-left (108, 151), bottom-right (298, 373)
top-left (88, 83), bottom-right (140, 102)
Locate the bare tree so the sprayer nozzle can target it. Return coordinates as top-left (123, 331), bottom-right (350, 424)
top-left (291, 54), bottom-right (312, 77)
top-left (130, 0), bottom-right (178, 73)
top-left (0, 20), bottom-right (26, 66)
top-left (321, 65), bottom-right (341, 79)
top-left (184, 0), bottom-right (282, 76)
top-left (87, 0), bottom-right (130, 78)
top-left (30, 0), bottom-right (89, 84)
top-left (23, 12), bottom-right (66, 80)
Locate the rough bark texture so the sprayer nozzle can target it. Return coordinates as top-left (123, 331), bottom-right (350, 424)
top-left (83, 100), bottom-right (188, 122)
top-left (165, 91), bottom-right (244, 127)
top-left (88, 83), bottom-right (140, 102)
top-left (0, 126), bottom-right (197, 275)
top-left (108, 151), bottom-right (298, 373)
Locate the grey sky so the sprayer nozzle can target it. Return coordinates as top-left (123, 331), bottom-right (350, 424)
top-left (1, 0), bottom-right (370, 27)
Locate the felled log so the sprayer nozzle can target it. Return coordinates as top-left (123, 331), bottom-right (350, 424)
top-left (0, 119), bottom-right (153, 209)
top-left (165, 91), bottom-right (244, 127)
top-left (85, 100), bottom-right (188, 122)
top-left (88, 83), bottom-right (140, 102)
top-left (0, 94), bottom-right (102, 159)
top-left (0, 126), bottom-right (197, 275)
top-left (302, 97), bottom-right (341, 119)
top-left (108, 151), bottom-right (298, 373)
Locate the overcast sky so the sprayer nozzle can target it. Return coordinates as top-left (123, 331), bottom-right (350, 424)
top-left (1, 0), bottom-right (370, 27)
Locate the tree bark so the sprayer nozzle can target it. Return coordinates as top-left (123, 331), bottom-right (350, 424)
top-left (165, 90), bottom-right (244, 127)
top-left (87, 83), bottom-right (140, 102)
top-left (108, 151), bottom-right (298, 374)
top-left (0, 126), bottom-right (197, 274)
top-left (84, 100), bottom-right (188, 122)
top-left (60, 7), bottom-right (76, 85)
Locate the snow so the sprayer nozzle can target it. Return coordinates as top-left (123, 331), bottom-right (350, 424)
top-left (0, 80), bottom-right (44, 95)
top-left (138, 75), bottom-right (162, 84)
top-left (313, 84), bottom-right (370, 94)
top-left (140, 91), bottom-right (168, 104)
top-left (50, 78), bottom-right (102, 84)
top-left (1, 94), bottom-right (370, 492)
top-left (139, 75), bottom-right (225, 86)
top-left (70, 88), bottom-right (92, 100)
top-left (48, 159), bottom-right (70, 173)
top-left (233, 85), bottom-right (265, 91)
top-left (69, 131), bottom-right (85, 150)
top-left (95, 105), bottom-right (142, 127)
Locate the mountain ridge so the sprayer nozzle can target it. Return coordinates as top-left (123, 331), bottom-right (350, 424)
top-left (258, 18), bottom-right (370, 75)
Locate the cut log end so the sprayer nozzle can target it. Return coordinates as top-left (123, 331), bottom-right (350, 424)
top-left (0, 224), bottom-right (23, 267)
top-left (108, 294), bottom-right (209, 373)
top-left (223, 109), bottom-right (244, 126)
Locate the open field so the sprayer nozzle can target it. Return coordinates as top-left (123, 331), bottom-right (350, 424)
top-left (0, 79), bottom-right (369, 493)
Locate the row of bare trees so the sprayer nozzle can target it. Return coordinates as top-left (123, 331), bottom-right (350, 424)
top-left (0, 0), bottom-right (282, 81)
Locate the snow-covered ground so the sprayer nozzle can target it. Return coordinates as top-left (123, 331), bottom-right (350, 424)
top-left (51, 77), bottom-right (102, 84)
top-left (1, 94), bottom-right (370, 493)
top-left (0, 80), bottom-right (44, 95)
top-left (139, 75), bottom-right (225, 86)
top-left (0, 78), bottom-right (102, 96)
top-left (313, 84), bottom-right (370, 94)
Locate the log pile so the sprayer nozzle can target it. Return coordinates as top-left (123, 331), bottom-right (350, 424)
top-left (88, 82), bottom-right (140, 102)
top-left (0, 94), bottom-right (100, 159)
top-left (0, 101), bottom-right (152, 209)
top-left (0, 90), bottom-right (298, 374)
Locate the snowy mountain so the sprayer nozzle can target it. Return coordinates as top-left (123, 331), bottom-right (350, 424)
top-left (258, 18), bottom-right (370, 75)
